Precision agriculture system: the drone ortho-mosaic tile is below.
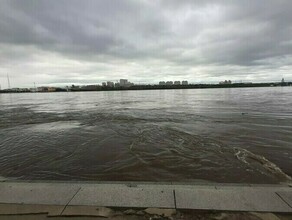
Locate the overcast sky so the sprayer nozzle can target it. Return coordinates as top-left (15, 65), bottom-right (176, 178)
top-left (0, 0), bottom-right (292, 88)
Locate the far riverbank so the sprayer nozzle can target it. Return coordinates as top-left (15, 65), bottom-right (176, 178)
top-left (0, 82), bottom-right (291, 93)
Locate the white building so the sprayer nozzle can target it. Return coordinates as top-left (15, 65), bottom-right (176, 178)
top-left (174, 81), bottom-right (181, 85)
top-left (166, 81), bottom-right (173, 85)
top-left (159, 81), bottom-right (166, 85)
top-left (120, 79), bottom-right (128, 87)
top-left (182, 81), bottom-right (188, 85)
top-left (107, 81), bottom-right (114, 87)
top-left (119, 79), bottom-right (134, 87)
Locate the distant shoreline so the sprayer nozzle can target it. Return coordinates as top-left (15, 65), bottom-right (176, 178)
top-left (0, 82), bottom-right (291, 93)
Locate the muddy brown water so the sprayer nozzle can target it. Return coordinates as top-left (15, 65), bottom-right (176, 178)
top-left (0, 87), bottom-right (292, 183)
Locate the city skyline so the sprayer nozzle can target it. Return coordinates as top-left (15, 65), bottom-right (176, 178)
top-left (0, 75), bottom-right (290, 91)
top-left (1, 77), bottom-right (291, 92)
top-left (0, 1), bottom-right (292, 88)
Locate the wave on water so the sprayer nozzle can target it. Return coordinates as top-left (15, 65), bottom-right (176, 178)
top-left (0, 175), bottom-right (7, 181)
top-left (234, 147), bottom-right (292, 183)
top-left (1, 104), bottom-right (292, 183)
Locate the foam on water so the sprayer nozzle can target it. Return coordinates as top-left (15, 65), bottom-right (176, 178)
top-left (27, 121), bottom-right (81, 132)
top-left (234, 148), bottom-right (292, 182)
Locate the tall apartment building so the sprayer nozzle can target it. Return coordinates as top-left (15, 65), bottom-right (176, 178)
top-left (119, 79), bottom-right (128, 87)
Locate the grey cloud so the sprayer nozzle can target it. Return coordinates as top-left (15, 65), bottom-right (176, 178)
top-left (0, 0), bottom-right (292, 87)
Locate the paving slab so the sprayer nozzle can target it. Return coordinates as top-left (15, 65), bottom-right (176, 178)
top-left (215, 185), bottom-right (292, 191)
top-left (69, 184), bottom-right (175, 208)
top-left (135, 183), bottom-right (216, 191)
top-left (0, 182), bottom-right (80, 205)
top-left (173, 185), bottom-right (216, 190)
top-left (0, 204), bottom-right (64, 216)
top-left (1, 181), bottom-right (292, 213)
top-left (175, 188), bottom-right (292, 212)
top-left (62, 206), bottom-right (114, 217)
top-left (277, 191), bottom-right (292, 208)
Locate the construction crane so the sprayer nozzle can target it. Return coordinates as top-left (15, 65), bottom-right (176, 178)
top-left (7, 73), bottom-right (11, 89)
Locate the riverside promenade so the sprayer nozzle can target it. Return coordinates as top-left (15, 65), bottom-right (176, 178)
top-left (0, 179), bottom-right (292, 220)
top-left (0, 179), bottom-right (292, 218)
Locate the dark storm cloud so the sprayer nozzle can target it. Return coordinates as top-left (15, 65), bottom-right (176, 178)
top-left (0, 1), bottom-right (121, 54)
top-left (0, 0), bottom-right (292, 87)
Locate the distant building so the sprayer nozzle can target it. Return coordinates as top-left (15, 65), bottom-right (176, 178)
top-left (166, 81), bottom-right (173, 85)
top-left (182, 81), bottom-right (188, 85)
top-left (120, 79), bottom-right (134, 87)
top-left (37, 87), bottom-right (48, 92)
top-left (9, 88), bottom-right (21, 92)
top-left (120, 79), bottom-right (128, 87)
top-left (48, 87), bottom-right (56, 92)
top-left (70, 85), bottom-right (80, 91)
top-left (126, 82), bottom-right (134, 87)
top-left (102, 82), bottom-right (106, 87)
top-left (36, 87), bottom-right (57, 92)
top-left (281, 78), bottom-right (287, 86)
top-left (107, 81), bottom-right (114, 87)
top-left (219, 80), bottom-right (232, 85)
top-left (159, 81), bottom-right (166, 86)
top-left (174, 81), bottom-right (181, 85)
top-left (21, 88), bottom-right (30, 92)
top-left (82, 85), bottom-right (100, 90)
top-left (115, 82), bottom-right (120, 87)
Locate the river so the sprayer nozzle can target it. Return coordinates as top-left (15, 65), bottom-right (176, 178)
top-left (0, 87), bottom-right (292, 183)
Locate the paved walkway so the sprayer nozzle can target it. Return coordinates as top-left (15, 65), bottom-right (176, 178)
top-left (0, 181), bottom-right (291, 215)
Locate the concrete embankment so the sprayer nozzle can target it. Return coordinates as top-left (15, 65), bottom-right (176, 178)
top-left (0, 180), bottom-right (291, 219)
